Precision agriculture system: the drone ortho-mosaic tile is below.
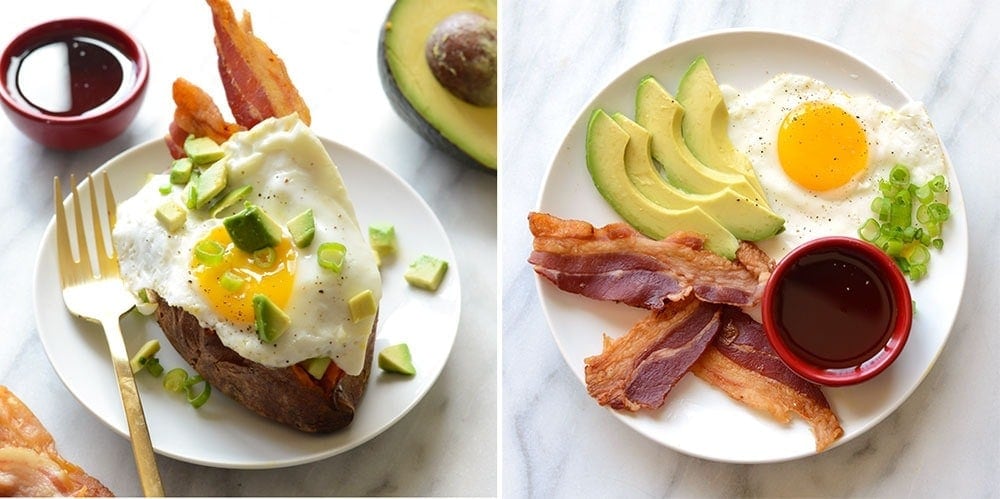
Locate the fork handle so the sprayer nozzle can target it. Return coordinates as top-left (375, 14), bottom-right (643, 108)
top-left (102, 315), bottom-right (165, 497)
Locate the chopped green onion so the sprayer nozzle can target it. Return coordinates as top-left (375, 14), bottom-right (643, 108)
top-left (219, 270), bottom-right (246, 292)
top-left (318, 242), bottom-right (347, 273)
top-left (870, 197), bottom-right (891, 221)
top-left (253, 247), bottom-right (277, 269)
top-left (927, 202), bottom-right (950, 222)
top-left (903, 244), bottom-right (931, 265)
top-left (194, 240), bottom-right (225, 266)
top-left (889, 164), bottom-right (910, 188)
top-left (913, 184), bottom-right (933, 203)
top-left (929, 175), bottom-right (947, 193)
top-left (163, 368), bottom-right (188, 393)
top-left (858, 218), bottom-right (880, 242)
top-left (183, 375), bottom-right (211, 409)
top-left (129, 340), bottom-right (161, 373)
top-left (859, 164), bottom-right (950, 281)
top-left (145, 358), bottom-right (164, 377)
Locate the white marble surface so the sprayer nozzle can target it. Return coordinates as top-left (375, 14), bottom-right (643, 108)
top-left (502, 0), bottom-right (998, 497)
top-left (0, 1), bottom-right (496, 496)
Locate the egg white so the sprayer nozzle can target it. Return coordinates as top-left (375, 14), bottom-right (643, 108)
top-left (113, 114), bottom-right (381, 376)
top-left (722, 74), bottom-right (950, 260)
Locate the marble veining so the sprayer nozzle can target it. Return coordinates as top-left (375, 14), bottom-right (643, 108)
top-left (502, 0), bottom-right (998, 497)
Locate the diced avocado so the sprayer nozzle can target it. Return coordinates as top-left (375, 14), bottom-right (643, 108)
top-left (634, 77), bottom-right (767, 206)
top-left (129, 339), bottom-right (161, 373)
top-left (676, 57), bottom-right (767, 199)
top-left (348, 289), bottom-right (378, 323)
top-left (287, 209), bottom-right (316, 248)
top-left (585, 109), bottom-right (739, 258)
top-left (253, 294), bottom-right (290, 343)
top-left (195, 158), bottom-right (229, 209)
top-left (304, 357), bottom-right (332, 379)
top-left (209, 185), bottom-right (253, 218)
top-left (611, 112), bottom-right (784, 242)
top-left (368, 223), bottom-right (397, 256)
top-left (155, 200), bottom-right (187, 233)
top-left (378, 343), bottom-right (415, 375)
top-left (223, 203), bottom-right (283, 252)
top-left (182, 171), bottom-right (198, 209)
top-left (404, 254), bottom-right (449, 291)
top-left (183, 135), bottom-right (225, 165)
top-left (170, 157), bottom-right (194, 185)
top-left (158, 184), bottom-right (172, 195)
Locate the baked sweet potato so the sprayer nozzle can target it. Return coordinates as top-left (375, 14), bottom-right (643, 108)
top-left (154, 300), bottom-right (375, 433)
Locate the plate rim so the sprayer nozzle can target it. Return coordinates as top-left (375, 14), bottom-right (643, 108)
top-left (33, 135), bottom-right (462, 469)
top-left (531, 27), bottom-right (969, 463)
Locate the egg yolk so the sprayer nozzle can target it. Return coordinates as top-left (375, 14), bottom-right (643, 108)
top-left (777, 101), bottom-right (869, 191)
top-left (191, 225), bottom-right (296, 325)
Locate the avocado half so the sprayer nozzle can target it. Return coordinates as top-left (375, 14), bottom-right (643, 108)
top-left (378, 0), bottom-right (498, 173)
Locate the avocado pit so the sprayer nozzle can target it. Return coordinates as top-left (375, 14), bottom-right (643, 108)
top-left (425, 11), bottom-right (497, 107)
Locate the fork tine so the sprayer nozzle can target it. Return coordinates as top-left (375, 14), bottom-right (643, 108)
top-left (54, 177), bottom-right (72, 288)
top-left (69, 174), bottom-right (93, 278)
top-left (102, 172), bottom-right (116, 234)
top-left (87, 173), bottom-right (116, 277)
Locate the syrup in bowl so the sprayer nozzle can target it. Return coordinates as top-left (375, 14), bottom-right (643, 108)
top-left (0, 18), bottom-right (148, 149)
top-left (7, 34), bottom-right (136, 117)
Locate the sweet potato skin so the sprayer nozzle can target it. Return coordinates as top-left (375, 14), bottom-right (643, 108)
top-left (154, 300), bottom-right (375, 433)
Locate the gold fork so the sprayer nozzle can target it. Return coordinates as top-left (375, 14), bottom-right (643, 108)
top-left (54, 173), bottom-right (164, 497)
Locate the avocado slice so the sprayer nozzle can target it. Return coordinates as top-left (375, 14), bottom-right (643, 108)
top-left (586, 109), bottom-right (738, 259)
top-left (635, 76), bottom-right (768, 206)
top-left (378, 0), bottom-right (497, 172)
top-left (676, 57), bottom-right (768, 200)
top-left (611, 112), bottom-right (784, 242)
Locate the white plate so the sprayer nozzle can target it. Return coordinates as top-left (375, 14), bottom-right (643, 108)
top-left (534, 29), bottom-right (968, 463)
top-left (34, 138), bottom-right (461, 469)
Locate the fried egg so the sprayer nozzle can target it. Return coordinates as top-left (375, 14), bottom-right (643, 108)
top-left (722, 74), bottom-right (950, 260)
top-left (112, 114), bottom-right (381, 375)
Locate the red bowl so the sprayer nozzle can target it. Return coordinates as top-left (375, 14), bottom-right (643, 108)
top-left (761, 236), bottom-right (912, 387)
top-left (0, 18), bottom-right (149, 150)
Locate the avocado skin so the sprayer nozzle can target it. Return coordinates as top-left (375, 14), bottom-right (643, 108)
top-left (377, 0), bottom-right (497, 173)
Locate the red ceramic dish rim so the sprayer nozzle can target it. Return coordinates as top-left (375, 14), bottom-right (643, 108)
top-left (0, 17), bottom-right (149, 124)
top-left (761, 236), bottom-right (913, 387)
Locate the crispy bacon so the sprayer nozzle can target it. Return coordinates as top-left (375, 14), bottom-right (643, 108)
top-left (164, 0), bottom-right (310, 157)
top-left (206, 0), bottom-right (311, 128)
top-left (691, 308), bottom-right (844, 451)
top-left (585, 298), bottom-right (721, 411)
top-left (528, 212), bottom-right (771, 308)
top-left (0, 386), bottom-right (113, 496)
top-left (165, 78), bottom-right (245, 158)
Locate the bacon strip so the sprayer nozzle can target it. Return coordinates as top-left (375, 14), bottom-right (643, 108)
top-left (691, 308), bottom-right (844, 451)
top-left (206, 0), bottom-right (311, 128)
top-left (0, 386), bottom-right (113, 496)
top-left (164, 78), bottom-right (246, 158)
top-left (585, 298), bottom-right (721, 411)
top-left (528, 212), bottom-right (771, 308)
